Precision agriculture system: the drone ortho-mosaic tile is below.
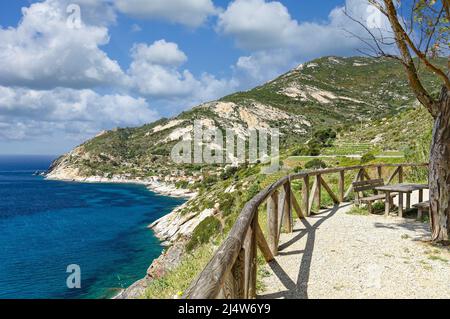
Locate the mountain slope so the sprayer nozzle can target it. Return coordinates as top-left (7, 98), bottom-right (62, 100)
top-left (47, 56), bottom-right (444, 182)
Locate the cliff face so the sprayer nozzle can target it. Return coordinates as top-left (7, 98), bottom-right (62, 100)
top-left (46, 56), bottom-right (444, 184)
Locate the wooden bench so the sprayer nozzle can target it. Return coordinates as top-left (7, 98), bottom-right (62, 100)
top-left (414, 201), bottom-right (430, 220)
top-left (353, 179), bottom-right (397, 214)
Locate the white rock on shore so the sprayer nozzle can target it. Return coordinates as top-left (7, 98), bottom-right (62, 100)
top-left (150, 207), bottom-right (215, 243)
top-left (46, 173), bottom-right (197, 199)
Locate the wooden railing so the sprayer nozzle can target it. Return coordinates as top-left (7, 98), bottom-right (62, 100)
top-left (184, 163), bottom-right (428, 299)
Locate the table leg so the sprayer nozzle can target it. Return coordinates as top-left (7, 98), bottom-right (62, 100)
top-left (419, 189), bottom-right (423, 203)
top-left (406, 192), bottom-right (411, 210)
top-left (398, 192), bottom-right (404, 218)
top-left (385, 191), bottom-right (390, 217)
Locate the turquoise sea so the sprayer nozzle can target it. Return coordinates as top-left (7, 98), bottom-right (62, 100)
top-left (0, 155), bottom-right (185, 299)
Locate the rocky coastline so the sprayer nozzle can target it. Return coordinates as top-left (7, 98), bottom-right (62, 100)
top-left (45, 173), bottom-right (197, 199)
top-left (45, 171), bottom-right (205, 299)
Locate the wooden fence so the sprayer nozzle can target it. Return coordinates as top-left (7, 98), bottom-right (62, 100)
top-left (184, 163), bottom-right (428, 299)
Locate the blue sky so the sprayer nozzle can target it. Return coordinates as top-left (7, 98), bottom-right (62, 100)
top-left (0, 0), bottom-right (385, 155)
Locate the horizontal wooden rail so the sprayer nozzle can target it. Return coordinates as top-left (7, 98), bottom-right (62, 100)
top-left (184, 163), bottom-right (429, 299)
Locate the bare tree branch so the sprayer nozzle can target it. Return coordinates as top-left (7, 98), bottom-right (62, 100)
top-left (384, 0), bottom-right (439, 115)
top-left (443, 0), bottom-right (450, 19)
top-left (386, 4), bottom-right (450, 90)
top-left (343, 8), bottom-right (400, 60)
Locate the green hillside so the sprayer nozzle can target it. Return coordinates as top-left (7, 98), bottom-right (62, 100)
top-left (47, 56), bottom-right (443, 181)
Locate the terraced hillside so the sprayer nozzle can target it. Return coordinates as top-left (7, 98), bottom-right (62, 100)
top-left (330, 105), bottom-right (433, 156)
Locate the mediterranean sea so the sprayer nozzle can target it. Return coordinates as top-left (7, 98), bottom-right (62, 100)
top-left (0, 155), bottom-right (185, 299)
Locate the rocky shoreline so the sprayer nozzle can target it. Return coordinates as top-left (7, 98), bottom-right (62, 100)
top-left (45, 174), bottom-right (197, 199)
top-left (114, 202), bottom-right (219, 299)
top-left (45, 172), bottom-right (202, 299)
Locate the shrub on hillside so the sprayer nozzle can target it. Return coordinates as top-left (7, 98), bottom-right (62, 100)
top-left (175, 180), bottom-right (189, 189)
top-left (314, 128), bottom-right (337, 143)
top-left (218, 193), bottom-right (235, 217)
top-left (293, 166), bottom-right (303, 173)
top-left (203, 175), bottom-right (218, 186)
top-left (220, 166), bottom-right (238, 180)
top-left (361, 152), bottom-right (376, 164)
top-left (291, 145), bottom-right (309, 156)
top-left (186, 216), bottom-right (222, 252)
top-left (305, 159), bottom-right (327, 169)
top-left (245, 183), bottom-right (261, 202)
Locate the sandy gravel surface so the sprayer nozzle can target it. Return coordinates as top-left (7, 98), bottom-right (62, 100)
top-left (260, 190), bottom-right (450, 299)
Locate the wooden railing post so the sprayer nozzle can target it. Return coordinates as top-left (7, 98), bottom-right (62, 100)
top-left (339, 170), bottom-right (345, 203)
top-left (283, 182), bottom-right (293, 233)
top-left (242, 216), bottom-right (257, 299)
top-left (315, 174), bottom-right (321, 211)
top-left (248, 216), bottom-right (257, 299)
top-left (255, 222), bottom-right (274, 262)
top-left (302, 175), bottom-right (310, 216)
top-left (377, 166), bottom-right (383, 179)
top-left (398, 165), bottom-right (403, 183)
top-left (320, 176), bottom-right (340, 204)
top-left (231, 249), bottom-right (245, 299)
top-left (267, 190), bottom-right (279, 256)
top-left (387, 167), bottom-right (400, 184)
top-left (344, 168), bottom-right (364, 200)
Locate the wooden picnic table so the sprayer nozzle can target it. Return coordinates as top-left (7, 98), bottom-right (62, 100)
top-left (375, 184), bottom-right (429, 218)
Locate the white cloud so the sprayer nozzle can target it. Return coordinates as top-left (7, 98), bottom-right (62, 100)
top-left (0, 0), bottom-right (125, 90)
top-left (234, 50), bottom-right (298, 84)
top-left (62, 0), bottom-right (117, 26)
top-left (219, 0), bottom-right (390, 52)
top-left (221, 0), bottom-right (392, 87)
top-left (217, 0), bottom-right (300, 51)
top-left (114, 0), bottom-right (218, 27)
top-left (131, 40), bottom-right (188, 66)
top-left (131, 24), bottom-right (142, 32)
top-left (127, 40), bottom-right (238, 112)
top-left (0, 86), bottom-right (158, 141)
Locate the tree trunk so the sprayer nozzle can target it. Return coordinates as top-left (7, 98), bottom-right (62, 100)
top-left (429, 85), bottom-right (450, 242)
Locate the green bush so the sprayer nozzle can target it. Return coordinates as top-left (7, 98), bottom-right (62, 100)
top-left (293, 166), bottom-right (303, 173)
top-left (347, 206), bottom-right (370, 216)
top-left (314, 128), bottom-right (337, 145)
top-left (218, 193), bottom-right (235, 217)
top-left (203, 175), bottom-right (219, 186)
top-left (186, 216), bottom-right (222, 252)
top-left (245, 183), bottom-right (262, 202)
top-left (291, 141), bottom-right (321, 156)
top-left (175, 180), bottom-right (189, 189)
top-left (305, 159), bottom-right (327, 169)
top-left (220, 166), bottom-right (238, 180)
top-left (361, 152), bottom-right (376, 163)
top-left (291, 145), bottom-right (309, 156)
top-left (307, 139), bottom-right (322, 156)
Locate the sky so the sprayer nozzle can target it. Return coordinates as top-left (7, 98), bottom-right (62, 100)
top-left (0, 0), bottom-right (390, 155)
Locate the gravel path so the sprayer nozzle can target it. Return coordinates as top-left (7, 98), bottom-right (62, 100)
top-left (259, 190), bottom-right (450, 299)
